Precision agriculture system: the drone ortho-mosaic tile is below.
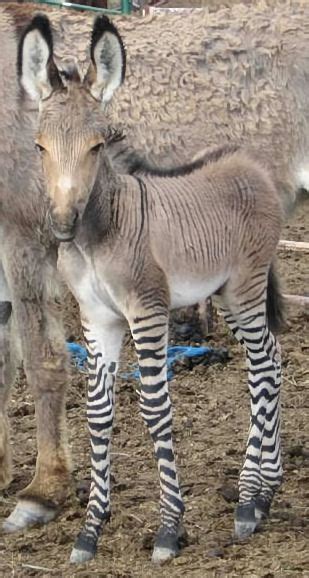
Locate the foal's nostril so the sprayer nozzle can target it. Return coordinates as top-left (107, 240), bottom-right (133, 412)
top-left (72, 209), bottom-right (79, 226)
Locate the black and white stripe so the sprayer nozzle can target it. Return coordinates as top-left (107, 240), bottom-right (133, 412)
top-left (70, 321), bottom-right (124, 563)
top-left (131, 310), bottom-right (184, 561)
top-left (220, 290), bottom-right (282, 537)
top-left (71, 270), bottom-right (283, 563)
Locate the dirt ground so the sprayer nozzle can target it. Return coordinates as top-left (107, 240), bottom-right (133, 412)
top-left (0, 202), bottom-right (308, 578)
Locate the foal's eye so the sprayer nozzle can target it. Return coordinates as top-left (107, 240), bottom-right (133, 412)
top-left (35, 143), bottom-right (45, 153)
top-left (90, 143), bottom-right (103, 154)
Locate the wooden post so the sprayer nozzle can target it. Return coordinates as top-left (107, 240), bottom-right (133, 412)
top-left (284, 294), bottom-right (309, 307)
top-left (278, 240), bottom-right (309, 253)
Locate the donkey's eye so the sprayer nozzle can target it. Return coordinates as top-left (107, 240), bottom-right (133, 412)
top-left (35, 143), bottom-right (46, 153)
top-left (90, 143), bottom-right (103, 154)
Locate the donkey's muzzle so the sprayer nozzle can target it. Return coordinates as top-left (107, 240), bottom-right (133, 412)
top-left (48, 208), bottom-right (79, 242)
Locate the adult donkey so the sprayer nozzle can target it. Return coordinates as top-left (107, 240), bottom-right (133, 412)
top-left (1, 1), bottom-right (309, 536)
top-left (18, 15), bottom-right (284, 564)
top-left (0, 9), bottom-right (71, 529)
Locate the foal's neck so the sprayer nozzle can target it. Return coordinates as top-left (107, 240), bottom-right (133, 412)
top-left (80, 154), bottom-right (120, 247)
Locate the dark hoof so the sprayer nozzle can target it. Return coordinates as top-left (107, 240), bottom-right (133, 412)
top-left (70, 532), bottom-right (97, 564)
top-left (234, 501), bottom-right (257, 539)
top-left (152, 525), bottom-right (185, 564)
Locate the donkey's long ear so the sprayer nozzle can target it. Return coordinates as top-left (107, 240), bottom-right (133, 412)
top-left (18, 14), bottom-right (62, 102)
top-left (86, 16), bottom-right (126, 105)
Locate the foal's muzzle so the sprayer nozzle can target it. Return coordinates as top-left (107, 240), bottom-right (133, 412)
top-left (48, 208), bottom-right (79, 242)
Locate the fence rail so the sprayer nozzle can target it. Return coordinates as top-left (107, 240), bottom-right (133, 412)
top-left (34, 0), bottom-right (132, 14)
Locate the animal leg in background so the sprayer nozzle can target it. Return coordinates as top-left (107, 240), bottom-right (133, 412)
top-left (2, 240), bottom-right (71, 532)
top-left (70, 318), bottom-right (125, 564)
top-left (0, 261), bottom-right (19, 490)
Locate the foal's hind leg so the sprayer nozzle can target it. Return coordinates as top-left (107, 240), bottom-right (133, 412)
top-left (255, 336), bottom-right (282, 524)
top-left (0, 262), bottom-right (19, 489)
top-left (220, 279), bottom-right (282, 539)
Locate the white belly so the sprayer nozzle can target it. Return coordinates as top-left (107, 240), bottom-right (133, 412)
top-left (169, 273), bottom-right (228, 309)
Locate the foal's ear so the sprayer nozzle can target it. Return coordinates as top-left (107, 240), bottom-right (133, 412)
top-left (86, 16), bottom-right (126, 106)
top-left (18, 14), bottom-right (62, 102)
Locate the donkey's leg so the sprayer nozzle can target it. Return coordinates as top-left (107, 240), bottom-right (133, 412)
top-left (2, 247), bottom-right (71, 532)
top-left (0, 262), bottom-right (18, 489)
top-left (70, 318), bottom-right (125, 564)
top-left (220, 291), bottom-right (282, 539)
top-left (130, 308), bottom-right (185, 564)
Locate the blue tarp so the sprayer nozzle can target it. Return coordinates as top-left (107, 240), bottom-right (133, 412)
top-left (66, 341), bottom-right (88, 370)
top-left (67, 341), bottom-right (227, 381)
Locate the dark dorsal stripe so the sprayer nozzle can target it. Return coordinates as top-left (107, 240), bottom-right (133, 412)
top-left (126, 143), bottom-right (241, 179)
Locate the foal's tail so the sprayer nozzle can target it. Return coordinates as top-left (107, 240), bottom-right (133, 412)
top-left (266, 262), bottom-right (286, 334)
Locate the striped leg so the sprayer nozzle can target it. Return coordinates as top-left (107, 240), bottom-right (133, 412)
top-left (222, 305), bottom-right (282, 538)
top-left (255, 330), bottom-right (282, 523)
top-left (70, 319), bottom-right (125, 564)
top-left (130, 310), bottom-right (184, 564)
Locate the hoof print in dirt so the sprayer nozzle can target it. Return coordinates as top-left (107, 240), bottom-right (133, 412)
top-left (217, 484), bottom-right (239, 504)
top-left (287, 445), bottom-right (309, 459)
top-left (207, 545), bottom-right (225, 559)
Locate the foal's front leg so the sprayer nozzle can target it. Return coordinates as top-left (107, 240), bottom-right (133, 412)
top-left (70, 318), bottom-right (125, 564)
top-left (129, 307), bottom-right (185, 564)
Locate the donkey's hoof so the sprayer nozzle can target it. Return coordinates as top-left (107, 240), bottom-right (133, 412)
top-left (152, 525), bottom-right (181, 564)
top-left (234, 501), bottom-right (257, 539)
top-left (70, 547), bottom-right (95, 564)
top-left (2, 500), bottom-right (56, 532)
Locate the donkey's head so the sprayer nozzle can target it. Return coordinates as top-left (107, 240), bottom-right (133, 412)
top-left (18, 15), bottom-right (126, 241)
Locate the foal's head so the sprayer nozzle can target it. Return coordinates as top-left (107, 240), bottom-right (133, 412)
top-left (19, 15), bottom-right (126, 241)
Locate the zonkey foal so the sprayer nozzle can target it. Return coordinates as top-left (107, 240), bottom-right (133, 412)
top-left (17, 15), bottom-right (284, 564)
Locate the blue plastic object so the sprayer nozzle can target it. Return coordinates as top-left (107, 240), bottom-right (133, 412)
top-left (67, 341), bottom-right (88, 370)
top-left (67, 341), bottom-right (220, 380)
